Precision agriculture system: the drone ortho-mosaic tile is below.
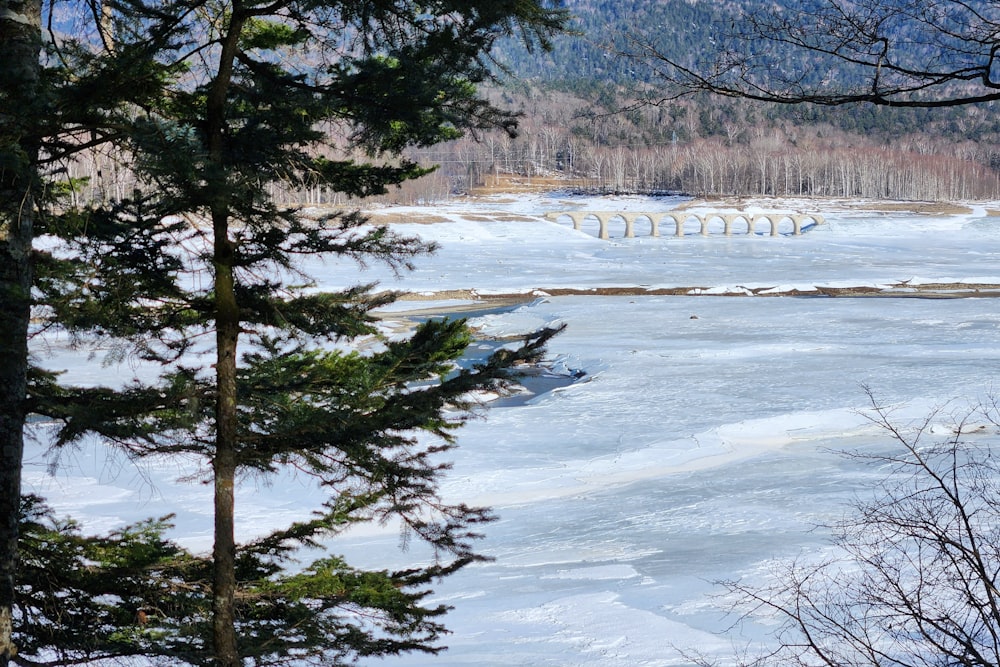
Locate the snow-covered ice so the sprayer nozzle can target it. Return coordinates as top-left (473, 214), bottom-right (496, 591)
top-left (25, 192), bottom-right (1000, 665)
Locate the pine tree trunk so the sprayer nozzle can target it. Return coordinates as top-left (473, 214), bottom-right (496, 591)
top-left (0, 236), bottom-right (29, 667)
top-left (0, 1), bottom-right (41, 664)
top-left (206, 16), bottom-right (244, 665)
top-left (211, 216), bottom-right (240, 667)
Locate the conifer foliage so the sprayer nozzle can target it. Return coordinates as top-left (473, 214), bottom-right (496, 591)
top-left (26, 0), bottom-right (566, 665)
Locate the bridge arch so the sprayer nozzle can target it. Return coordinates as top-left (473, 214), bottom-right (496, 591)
top-left (751, 214), bottom-right (779, 236)
top-left (701, 213), bottom-right (729, 235)
top-left (595, 212), bottom-right (630, 239)
top-left (791, 214), bottom-right (824, 234)
top-left (723, 214), bottom-right (753, 236)
top-left (550, 212), bottom-right (589, 232)
top-left (661, 212), bottom-right (706, 237)
top-left (563, 212), bottom-right (605, 238)
top-left (770, 214), bottom-right (803, 236)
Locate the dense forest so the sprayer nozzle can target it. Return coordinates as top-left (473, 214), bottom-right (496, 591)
top-left (65, 0), bottom-right (1000, 204)
top-left (459, 0), bottom-right (1000, 202)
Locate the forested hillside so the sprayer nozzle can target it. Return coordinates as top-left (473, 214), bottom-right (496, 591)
top-left (430, 0), bottom-right (1000, 202)
top-left (494, 0), bottom-right (1000, 145)
top-left (63, 0), bottom-right (1000, 204)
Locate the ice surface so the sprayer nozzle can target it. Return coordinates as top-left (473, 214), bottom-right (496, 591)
top-left (24, 192), bottom-right (1000, 665)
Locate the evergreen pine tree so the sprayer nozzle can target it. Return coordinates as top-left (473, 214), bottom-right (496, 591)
top-left (0, 1), bottom-right (42, 662)
top-left (3, 3), bottom-right (187, 661)
top-left (32, 1), bottom-right (567, 664)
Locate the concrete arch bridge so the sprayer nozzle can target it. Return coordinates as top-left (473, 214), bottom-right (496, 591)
top-left (545, 211), bottom-right (825, 239)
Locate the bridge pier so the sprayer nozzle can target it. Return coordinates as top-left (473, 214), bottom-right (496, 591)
top-left (591, 213), bottom-right (611, 240)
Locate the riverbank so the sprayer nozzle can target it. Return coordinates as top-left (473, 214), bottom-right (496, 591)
top-left (381, 281), bottom-right (1000, 312)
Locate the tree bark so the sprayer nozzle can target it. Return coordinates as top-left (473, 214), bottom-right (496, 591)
top-left (207, 11), bottom-right (245, 666)
top-left (211, 218), bottom-right (240, 667)
top-left (0, 1), bottom-right (41, 664)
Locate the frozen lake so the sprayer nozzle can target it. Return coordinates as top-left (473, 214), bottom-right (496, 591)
top-left (26, 193), bottom-right (1000, 665)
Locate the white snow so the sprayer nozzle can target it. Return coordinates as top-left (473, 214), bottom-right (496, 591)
top-left (24, 192), bottom-right (1000, 665)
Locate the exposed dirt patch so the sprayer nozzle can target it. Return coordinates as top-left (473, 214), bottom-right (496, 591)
top-left (368, 211), bottom-right (451, 224)
top-left (673, 196), bottom-right (736, 210)
top-left (850, 201), bottom-right (974, 215)
top-left (374, 290), bottom-right (536, 318)
top-left (813, 284), bottom-right (1000, 298)
top-left (393, 289), bottom-right (481, 301)
top-left (367, 209), bottom-right (541, 225)
top-left (677, 197), bottom-right (976, 216)
top-left (468, 175), bottom-right (593, 195)
top-left (540, 286), bottom-right (706, 296)
top-left (456, 213), bottom-right (540, 222)
top-left (889, 281), bottom-right (1000, 291)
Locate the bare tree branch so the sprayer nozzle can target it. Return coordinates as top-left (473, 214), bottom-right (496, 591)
top-left (625, 0), bottom-right (1000, 109)
top-left (718, 388), bottom-right (1000, 667)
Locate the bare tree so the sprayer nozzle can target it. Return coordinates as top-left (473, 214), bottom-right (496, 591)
top-left (629, 1), bottom-right (1000, 109)
top-left (721, 389), bottom-right (1000, 667)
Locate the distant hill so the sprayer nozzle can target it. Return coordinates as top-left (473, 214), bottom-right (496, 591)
top-left (491, 0), bottom-right (1000, 146)
top-left (495, 0), bottom-right (734, 87)
top-left (385, 1), bottom-right (1000, 202)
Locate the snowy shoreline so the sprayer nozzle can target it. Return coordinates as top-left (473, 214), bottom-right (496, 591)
top-left (383, 281), bottom-right (1000, 306)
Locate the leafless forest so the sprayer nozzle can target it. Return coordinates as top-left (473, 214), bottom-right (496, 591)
top-left (62, 90), bottom-right (1000, 207)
